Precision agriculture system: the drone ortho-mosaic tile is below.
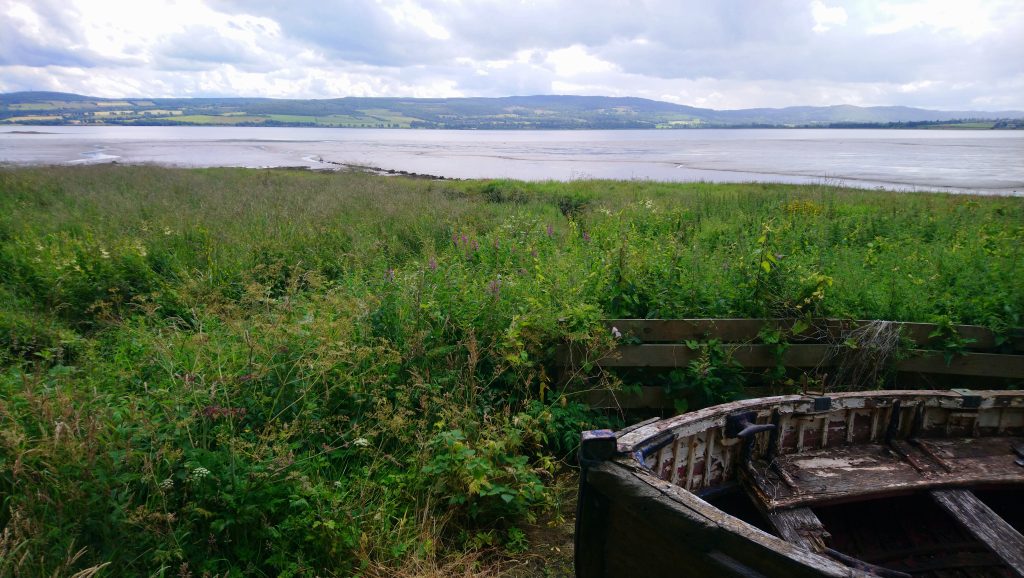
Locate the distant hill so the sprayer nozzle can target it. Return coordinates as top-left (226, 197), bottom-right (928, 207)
top-left (2, 92), bottom-right (1022, 129)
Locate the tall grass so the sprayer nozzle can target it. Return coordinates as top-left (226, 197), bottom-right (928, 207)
top-left (0, 166), bottom-right (1021, 576)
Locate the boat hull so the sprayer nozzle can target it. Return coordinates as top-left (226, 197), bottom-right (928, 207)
top-left (576, 390), bottom-right (1024, 578)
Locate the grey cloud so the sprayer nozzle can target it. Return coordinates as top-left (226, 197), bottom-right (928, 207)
top-left (153, 25), bottom-right (276, 72)
top-left (0, 1), bottom-right (108, 68)
top-left (208, 0), bottom-right (460, 66)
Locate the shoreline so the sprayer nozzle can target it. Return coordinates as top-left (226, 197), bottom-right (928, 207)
top-left (3, 157), bottom-right (1021, 197)
top-left (2, 126), bottom-right (1022, 196)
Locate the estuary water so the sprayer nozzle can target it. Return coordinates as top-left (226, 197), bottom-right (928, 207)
top-left (1, 126), bottom-right (1022, 195)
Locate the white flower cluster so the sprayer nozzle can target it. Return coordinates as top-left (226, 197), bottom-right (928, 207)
top-left (188, 466), bottom-right (211, 483)
top-left (160, 477), bottom-right (174, 490)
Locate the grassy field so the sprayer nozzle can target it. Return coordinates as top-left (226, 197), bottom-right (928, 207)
top-left (158, 114), bottom-right (262, 125)
top-left (0, 166), bottom-right (1021, 576)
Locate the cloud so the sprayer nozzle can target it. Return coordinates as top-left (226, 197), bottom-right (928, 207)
top-left (811, 1), bottom-right (848, 33)
top-left (0, 0), bottom-right (1021, 110)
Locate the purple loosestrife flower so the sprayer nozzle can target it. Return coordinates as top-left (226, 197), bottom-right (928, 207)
top-left (582, 230), bottom-right (591, 243)
top-left (546, 224), bottom-right (554, 238)
top-left (428, 257), bottom-right (438, 271)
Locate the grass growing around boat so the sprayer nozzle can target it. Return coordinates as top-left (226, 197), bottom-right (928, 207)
top-left (0, 166), bottom-right (1021, 576)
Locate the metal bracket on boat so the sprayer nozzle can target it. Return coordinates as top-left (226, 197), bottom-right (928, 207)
top-left (725, 411), bottom-right (776, 439)
top-left (951, 388), bottom-right (982, 409)
top-left (632, 433), bottom-right (676, 471)
top-left (726, 411), bottom-right (777, 466)
top-left (812, 396), bottom-right (832, 412)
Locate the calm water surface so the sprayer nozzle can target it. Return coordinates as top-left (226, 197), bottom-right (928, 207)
top-left (1, 126), bottom-right (1022, 195)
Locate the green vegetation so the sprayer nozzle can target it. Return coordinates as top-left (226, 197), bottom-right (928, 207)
top-left (4, 91), bottom-right (1022, 129)
top-left (1, 166), bottom-right (1021, 576)
top-left (160, 114), bottom-right (259, 125)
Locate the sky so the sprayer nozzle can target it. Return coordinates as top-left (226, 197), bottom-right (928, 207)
top-left (1, 0), bottom-right (1022, 111)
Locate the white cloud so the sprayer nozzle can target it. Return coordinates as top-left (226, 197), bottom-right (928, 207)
top-left (381, 0), bottom-right (451, 40)
top-left (1, 0), bottom-right (1022, 110)
top-left (811, 1), bottom-right (848, 33)
top-left (545, 45), bottom-right (617, 77)
top-left (866, 0), bottom-right (1001, 38)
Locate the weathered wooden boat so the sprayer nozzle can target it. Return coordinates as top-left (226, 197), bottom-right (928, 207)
top-left (576, 390), bottom-right (1024, 577)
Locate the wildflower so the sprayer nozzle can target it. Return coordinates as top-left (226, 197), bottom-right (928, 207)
top-left (160, 477), bottom-right (174, 490)
top-left (487, 277), bottom-right (502, 298)
top-left (611, 326), bottom-right (622, 339)
top-left (189, 467), bottom-right (211, 483)
top-left (100, 248), bottom-right (110, 259)
top-left (546, 224), bottom-right (553, 238)
top-left (582, 231), bottom-right (591, 243)
top-left (428, 257), bottom-right (438, 271)
top-left (163, 227), bottom-right (172, 236)
top-left (353, 437), bottom-right (370, 447)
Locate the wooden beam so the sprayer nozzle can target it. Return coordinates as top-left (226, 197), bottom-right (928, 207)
top-left (583, 385), bottom-right (778, 409)
top-left (582, 344), bottom-right (834, 368)
top-left (767, 507), bottom-right (830, 553)
top-left (558, 343), bottom-right (1024, 378)
top-left (896, 351), bottom-right (1024, 378)
top-left (930, 488), bottom-right (1024, 577)
top-left (602, 318), bottom-right (1023, 351)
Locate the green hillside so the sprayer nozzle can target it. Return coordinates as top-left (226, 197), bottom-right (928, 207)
top-left (2, 92), bottom-right (1022, 129)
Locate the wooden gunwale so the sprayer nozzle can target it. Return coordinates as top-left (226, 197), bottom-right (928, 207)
top-left (616, 390), bottom-right (1023, 454)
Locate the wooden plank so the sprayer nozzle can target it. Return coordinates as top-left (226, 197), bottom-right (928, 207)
top-left (747, 437), bottom-right (1024, 510)
top-left (592, 344), bottom-right (833, 368)
top-left (896, 351), bottom-right (1024, 378)
top-left (606, 319), bottom-right (779, 342)
top-left (930, 488), bottom-right (1024, 577)
top-left (561, 342), bottom-right (1023, 379)
top-left (584, 386), bottom-right (780, 410)
top-left (767, 507), bottom-right (830, 552)
top-left (602, 318), bottom-right (1023, 351)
